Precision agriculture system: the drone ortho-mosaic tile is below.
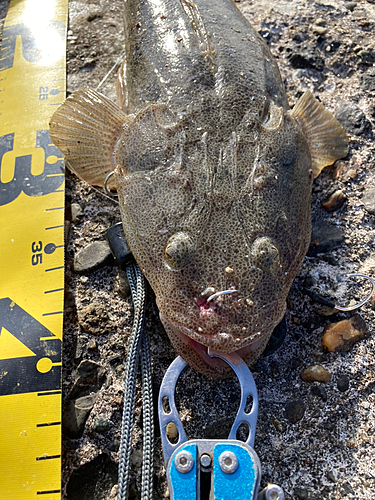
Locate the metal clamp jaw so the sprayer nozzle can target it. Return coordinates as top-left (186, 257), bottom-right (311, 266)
top-left (158, 350), bottom-right (284, 500)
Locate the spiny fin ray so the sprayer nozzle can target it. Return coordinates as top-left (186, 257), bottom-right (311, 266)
top-left (291, 90), bottom-right (348, 178)
top-left (49, 88), bottom-right (131, 187)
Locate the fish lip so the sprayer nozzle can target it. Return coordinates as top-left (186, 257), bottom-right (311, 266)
top-left (158, 307), bottom-right (284, 352)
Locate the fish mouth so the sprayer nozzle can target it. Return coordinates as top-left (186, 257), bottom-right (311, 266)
top-left (159, 309), bottom-right (284, 378)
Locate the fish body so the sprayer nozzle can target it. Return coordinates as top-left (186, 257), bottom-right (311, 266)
top-left (50, 0), bottom-right (348, 377)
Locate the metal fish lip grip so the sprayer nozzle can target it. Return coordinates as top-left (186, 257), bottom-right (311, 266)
top-left (0, 0), bottom-right (67, 498)
top-left (158, 350), bottom-right (284, 500)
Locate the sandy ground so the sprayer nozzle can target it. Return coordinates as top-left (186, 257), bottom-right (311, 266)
top-left (1, 0), bottom-right (375, 499)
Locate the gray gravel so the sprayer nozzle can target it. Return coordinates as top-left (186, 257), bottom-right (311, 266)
top-left (2, 0), bottom-right (375, 499)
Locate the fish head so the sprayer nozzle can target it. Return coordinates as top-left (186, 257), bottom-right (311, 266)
top-left (114, 102), bottom-right (314, 378)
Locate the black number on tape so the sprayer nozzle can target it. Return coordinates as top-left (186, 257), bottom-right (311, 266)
top-left (0, 130), bottom-right (64, 206)
top-left (31, 241), bottom-right (43, 266)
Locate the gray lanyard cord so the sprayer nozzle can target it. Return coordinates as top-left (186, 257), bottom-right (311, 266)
top-left (117, 262), bottom-right (154, 500)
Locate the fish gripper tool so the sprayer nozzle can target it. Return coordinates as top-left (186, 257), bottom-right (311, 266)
top-left (158, 349), bottom-right (284, 500)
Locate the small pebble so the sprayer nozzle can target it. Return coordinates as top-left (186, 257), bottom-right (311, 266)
top-left (93, 416), bottom-right (112, 433)
top-left (362, 187), bottom-right (375, 214)
top-left (321, 190), bottom-right (347, 212)
top-left (301, 365), bottom-right (332, 383)
top-left (74, 240), bottom-right (114, 273)
top-left (115, 269), bottom-right (131, 298)
top-left (310, 385), bottom-right (328, 401)
top-left (107, 439), bottom-right (120, 452)
top-left (337, 374), bottom-right (350, 392)
top-left (71, 202), bottom-right (84, 222)
top-left (342, 481), bottom-right (355, 495)
top-left (322, 315), bottom-right (369, 352)
top-left (130, 450), bottom-right (143, 468)
top-left (284, 399), bottom-right (306, 424)
top-left (87, 338), bottom-right (97, 350)
top-left (327, 470), bottom-right (337, 483)
top-left (357, 49), bottom-right (375, 66)
top-left (166, 422), bottom-right (179, 442)
top-left (272, 417), bottom-right (287, 433)
top-left (294, 487), bottom-right (309, 499)
top-left (308, 219), bottom-right (344, 256)
top-left (345, 2), bottom-right (357, 11)
top-left (63, 394), bottom-right (96, 439)
top-left (336, 101), bottom-right (369, 136)
top-left (312, 25), bottom-right (327, 35)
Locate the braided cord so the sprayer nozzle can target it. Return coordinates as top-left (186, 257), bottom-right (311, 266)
top-left (117, 262), bottom-right (153, 500)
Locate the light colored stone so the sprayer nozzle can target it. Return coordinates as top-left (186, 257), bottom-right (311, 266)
top-left (322, 315), bottom-right (368, 352)
top-left (301, 364), bottom-right (332, 383)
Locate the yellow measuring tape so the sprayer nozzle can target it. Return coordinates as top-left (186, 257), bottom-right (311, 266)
top-left (0, 0), bottom-right (68, 497)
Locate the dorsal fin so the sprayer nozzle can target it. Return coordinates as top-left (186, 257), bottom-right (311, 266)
top-left (291, 90), bottom-right (348, 178)
top-left (49, 89), bottom-right (131, 187)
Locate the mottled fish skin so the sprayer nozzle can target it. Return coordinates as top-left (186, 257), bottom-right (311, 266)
top-left (114, 0), bottom-right (313, 377)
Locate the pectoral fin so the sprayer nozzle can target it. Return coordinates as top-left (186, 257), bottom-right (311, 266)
top-left (49, 89), bottom-right (131, 187)
top-left (291, 90), bottom-right (348, 178)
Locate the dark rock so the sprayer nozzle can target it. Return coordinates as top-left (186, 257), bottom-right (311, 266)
top-left (66, 454), bottom-right (118, 500)
top-left (310, 385), bottom-right (328, 402)
top-left (74, 240), bottom-right (114, 273)
top-left (342, 481), bottom-right (355, 495)
top-left (107, 439), bottom-right (120, 452)
top-left (308, 219), bottom-right (345, 256)
top-left (357, 50), bottom-right (375, 66)
top-left (336, 101), bottom-right (369, 135)
top-left (78, 301), bottom-right (114, 336)
top-left (294, 487), bottom-right (309, 499)
top-left (284, 399), bottom-right (306, 424)
top-left (63, 439), bottom-right (80, 450)
top-left (63, 394), bottom-right (96, 439)
top-left (361, 72), bottom-right (375, 92)
top-left (327, 470), bottom-right (336, 483)
top-left (287, 42), bottom-right (324, 71)
top-left (337, 375), bottom-right (350, 392)
top-left (93, 416), bottom-right (112, 433)
top-left (70, 360), bottom-right (106, 399)
top-left (362, 187), bottom-right (375, 214)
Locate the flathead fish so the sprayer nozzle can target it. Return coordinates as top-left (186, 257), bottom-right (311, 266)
top-left (50, 0), bottom-right (348, 378)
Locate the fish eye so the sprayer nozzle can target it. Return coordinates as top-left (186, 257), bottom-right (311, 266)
top-left (164, 232), bottom-right (194, 270)
top-left (251, 237), bottom-right (280, 271)
top-left (260, 99), bottom-right (283, 130)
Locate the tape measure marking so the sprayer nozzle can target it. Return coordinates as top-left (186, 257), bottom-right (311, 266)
top-left (0, 0), bottom-right (68, 498)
